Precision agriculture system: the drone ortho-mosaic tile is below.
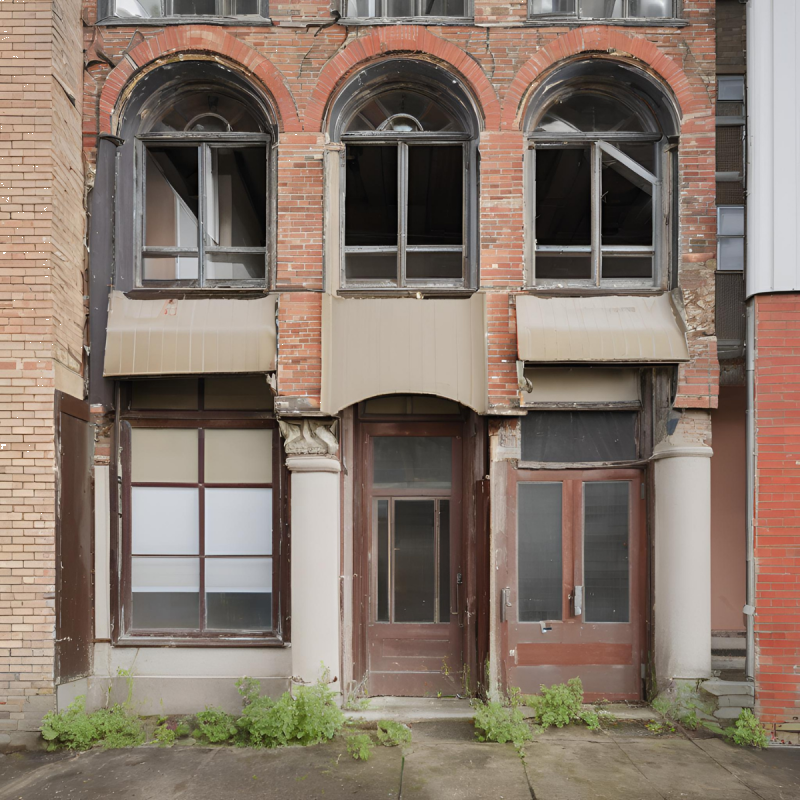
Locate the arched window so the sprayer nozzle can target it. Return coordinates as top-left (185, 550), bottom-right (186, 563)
top-left (525, 60), bottom-right (679, 288)
top-left (119, 62), bottom-right (275, 289)
top-left (329, 60), bottom-right (480, 294)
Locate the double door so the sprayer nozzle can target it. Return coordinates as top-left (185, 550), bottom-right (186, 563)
top-left (502, 468), bottom-right (646, 701)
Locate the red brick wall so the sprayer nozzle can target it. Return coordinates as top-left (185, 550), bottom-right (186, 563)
top-left (753, 293), bottom-right (800, 726)
top-left (81, 2), bottom-right (718, 413)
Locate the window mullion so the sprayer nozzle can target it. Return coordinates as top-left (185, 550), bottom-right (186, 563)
top-left (199, 427), bottom-right (206, 634)
top-left (592, 142), bottom-right (602, 286)
top-left (399, 142), bottom-right (408, 288)
top-left (199, 143), bottom-right (208, 288)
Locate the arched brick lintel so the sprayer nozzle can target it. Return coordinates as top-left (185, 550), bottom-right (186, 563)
top-left (305, 26), bottom-right (502, 133)
top-left (97, 26), bottom-right (301, 134)
top-left (502, 26), bottom-right (709, 132)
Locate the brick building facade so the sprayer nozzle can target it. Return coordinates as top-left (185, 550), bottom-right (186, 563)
top-left (6, 0), bottom-right (796, 749)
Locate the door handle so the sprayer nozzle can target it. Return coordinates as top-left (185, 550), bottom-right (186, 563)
top-left (573, 585), bottom-right (583, 617)
top-left (500, 587), bottom-right (512, 622)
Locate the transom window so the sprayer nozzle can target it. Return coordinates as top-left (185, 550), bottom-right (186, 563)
top-left (527, 64), bottom-right (678, 288)
top-left (333, 61), bottom-right (479, 294)
top-left (529, 0), bottom-right (674, 18)
top-left (118, 377), bottom-right (283, 643)
top-left (136, 84), bottom-right (271, 288)
top-left (99, 0), bottom-right (268, 19)
top-left (345, 0), bottom-right (469, 18)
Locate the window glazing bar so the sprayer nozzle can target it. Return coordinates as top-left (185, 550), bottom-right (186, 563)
top-left (591, 142), bottom-right (602, 286)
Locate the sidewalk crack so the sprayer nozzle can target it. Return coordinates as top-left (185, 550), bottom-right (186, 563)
top-left (684, 735), bottom-right (768, 800)
top-left (606, 731), bottom-right (668, 800)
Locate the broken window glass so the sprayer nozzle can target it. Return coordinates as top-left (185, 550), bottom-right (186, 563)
top-left (141, 140), bottom-right (267, 286)
top-left (103, 0), bottom-right (267, 18)
top-left (343, 89), bottom-right (469, 288)
top-left (346, 0), bottom-right (467, 18)
top-left (535, 148), bottom-right (592, 246)
top-left (530, 0), bottom-right (671, 17)
top-left (536, 92), bottom-right (649, 134)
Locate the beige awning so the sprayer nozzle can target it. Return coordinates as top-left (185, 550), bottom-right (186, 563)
top-left (516, 294), bottom-right (690, 363)
top-left (103, 291), bottom-right (277, 377)
top-left (321, 293), bottom-right (488, 415)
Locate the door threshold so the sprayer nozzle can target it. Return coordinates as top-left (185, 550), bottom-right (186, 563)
top-left (343, 696), bottom-right (474, 723)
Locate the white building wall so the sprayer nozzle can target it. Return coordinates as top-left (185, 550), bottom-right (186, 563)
top-left (747, 0), bottom-right (800, 297)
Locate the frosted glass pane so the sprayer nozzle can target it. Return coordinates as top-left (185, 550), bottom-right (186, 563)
top-left (206, 558), bottom-right (272, 593)
top-left (132, 487), bottom-right (199, 555)
top-left (132, 557), bottom-right (199, 591)
top-left (204, 429), bottom-right (272, 484)
top-left (373, 437), bottom-right (451, 489)
top-left (131, 428), bottom-right (198, 483)
top-left (205, 488), bottom-right (272, 555)
top-left (718, 206), bottom-right (744, 236)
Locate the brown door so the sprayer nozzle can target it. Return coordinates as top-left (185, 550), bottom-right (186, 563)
top-left (55, 392), bottom-right (94, 684)
top-left (502, 468), bottom-right (645, 701)
top-left (361, 422), bottom-right (464, 696)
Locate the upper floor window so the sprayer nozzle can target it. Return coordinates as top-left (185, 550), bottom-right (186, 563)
top-left (118, 62), bottom-right (275, 290)
top-left (526, 61), bottom-right (679, 289)
top-left (529, 0), bottom-right (674, 19)
top-left (99, 0), bottom-right (268, 19)
top-left (344, 0), bottom-right (469, 19)
top-left (716, 75), bottom-right (745, 206)
top-left (330, 60), bottom-right (480, 294)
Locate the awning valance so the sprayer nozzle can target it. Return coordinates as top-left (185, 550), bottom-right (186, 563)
top-left (516, 293), bottom-right (689, 364)
top-left (321, 293), bottom-right (488, 415)
top-left (103, 292), bottom-right (277, 377)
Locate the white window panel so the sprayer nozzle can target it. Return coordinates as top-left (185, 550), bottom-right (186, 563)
top-left (132, 557), bottom-right (199, 592)
top-left (718, 206), bottom-right (745, 237)
top-left (205, 488), bottom-right (272, 555)
top-left (718, 76), bottom-right (745, 103)
top-left (132, 487), bottom-right (199, 555)
top-left (206, 557), bottom-right (272, 593)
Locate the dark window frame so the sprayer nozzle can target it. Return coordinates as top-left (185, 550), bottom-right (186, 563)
top-left (113, 382), bottom-right (287, 647)
top-left (136, 133), bottom-right (271, 290)
top-left (341, 0), bottom-right (472, 23)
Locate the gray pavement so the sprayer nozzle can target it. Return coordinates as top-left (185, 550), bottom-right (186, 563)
top-left (1, 719), bottom-right (799, 800)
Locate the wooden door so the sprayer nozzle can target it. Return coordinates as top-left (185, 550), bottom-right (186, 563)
top-left (502, 468), bottom-right (646, 701)
top-left (361, 422), bottom-right (464, 696)
top-left (55, 392), bottom-right (94, 684)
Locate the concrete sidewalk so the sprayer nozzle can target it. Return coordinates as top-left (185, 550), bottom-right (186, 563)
top-left (1, 717), bottom-right (798, 800)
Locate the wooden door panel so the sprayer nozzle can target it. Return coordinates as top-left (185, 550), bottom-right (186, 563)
top-left (504, 467), bottom-right (645, 701)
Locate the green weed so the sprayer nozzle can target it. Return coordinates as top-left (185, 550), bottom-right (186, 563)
top-left (40, 696), bottom-right (145, 752)
top-left (472, 689), bottom-right (533, 753)
top-left (346, 733), bottom-right (374, 761)
top-left (376, 720), bottom-right (411, 747)
top-left (195, 708), bottom-right (238, 744)
top-left (725, 709), bottom-right (769, 749)
top-left (525, 677), bottom-right (598, 730)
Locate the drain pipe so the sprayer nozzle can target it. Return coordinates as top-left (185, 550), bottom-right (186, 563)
top-left (745, 299), bottom-right (756, 681)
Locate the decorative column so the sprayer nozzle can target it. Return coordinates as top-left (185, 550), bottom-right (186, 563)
top-left (279, 419), bottom-right (341, 688)
top-left (653, 412), bottom-right (713, 688)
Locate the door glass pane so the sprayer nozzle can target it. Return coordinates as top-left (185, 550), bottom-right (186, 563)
top-left (376, 499), bottom-right (390, 622)
top-left (204, 429), bottom-right (272, 484)
top-left (394, 500), bottom-right (436, 622)
top-left (206, 557), bottom-right (272, 631)
top-left (373, 437), bottom-right (451, 489)
top-left (205, 488), bottom-right (272, 555)
top-left (132, 487), bottom-right (199, 555)
top-left (345, 145), bottom-right (398, 247)
top-left (535, 148), bottom-right (591, 246)
top-left (518, 483), bottom-right (563, 621)
top-left (131, 428), bottom-right (198, 483)
top-left (584, 482), bottom-right (630, 623)
top-left (407, 146), bottom-right (463, 247)
top-left (131, 557), bottom-right (199, 629)
top-left (439, 500), bottom-right (451, 623)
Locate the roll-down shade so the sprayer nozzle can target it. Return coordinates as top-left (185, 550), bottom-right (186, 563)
top-left (103, 291), bottom-right (277, 376)
top-left (516, 294), bottom-right (689, 363)
top-left (321, 293), bottom-right (487, 414)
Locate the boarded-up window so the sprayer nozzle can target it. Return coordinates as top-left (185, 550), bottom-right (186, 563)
top-left (520, 411), bottom-right (638, 462)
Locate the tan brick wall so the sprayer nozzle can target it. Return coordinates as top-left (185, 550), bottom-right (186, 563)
top-left (0, 0), bottom-right (86, 747)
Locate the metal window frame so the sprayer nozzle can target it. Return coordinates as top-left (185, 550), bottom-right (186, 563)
top-left (716, 204), bottom-right (746, 273)
top-left (342, 0), bottom-right (473, 22)
top-left (528, 0), bottom-right (676, 20)
top-left (135, 132), bottom-right (272, 290)
top-left (526, 133), bottom-right (665, 290)
top-left (340, 131), bottom-right (475, 293)
top-left (99, 0), bottom-right (269, 19)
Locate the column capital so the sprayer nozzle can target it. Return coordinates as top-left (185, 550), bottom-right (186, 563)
top-left (278, 417), bottom-right (339, 456)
